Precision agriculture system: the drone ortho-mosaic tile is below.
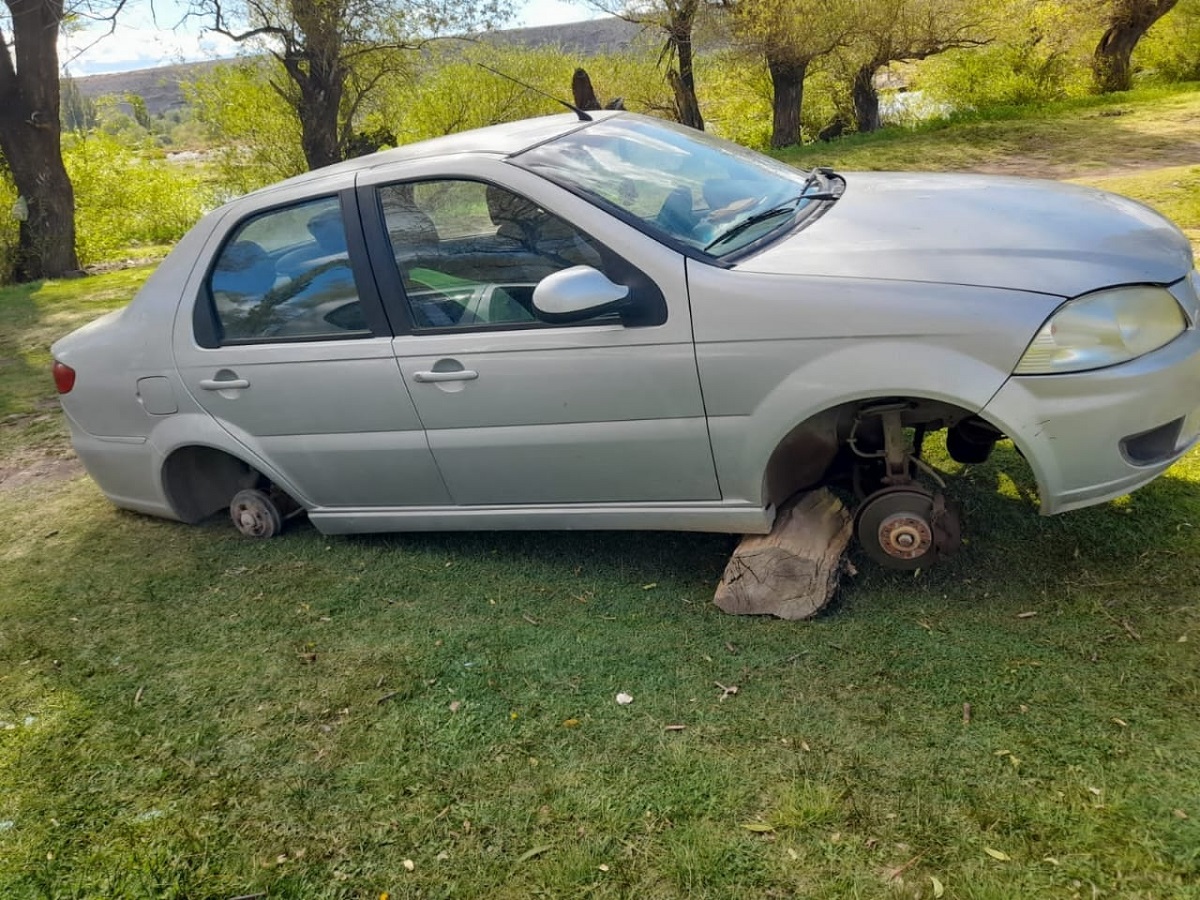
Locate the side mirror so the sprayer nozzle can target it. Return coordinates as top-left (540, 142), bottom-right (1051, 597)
top-left (532, 266), bottom-right (630, 323)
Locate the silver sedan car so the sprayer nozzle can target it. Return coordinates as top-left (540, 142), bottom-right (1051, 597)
top-left (51, 111), bottom-right (1200, 569)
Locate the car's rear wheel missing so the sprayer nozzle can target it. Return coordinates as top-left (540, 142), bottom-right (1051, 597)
top-left (230, 488), bottom-right (283, 539)
top-left (854, 485), bottom-right (960, 570)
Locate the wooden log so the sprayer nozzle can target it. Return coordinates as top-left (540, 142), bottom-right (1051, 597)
top-left (713, 489), bottom-right (852, 620)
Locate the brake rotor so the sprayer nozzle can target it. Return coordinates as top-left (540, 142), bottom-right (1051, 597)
top-left (855, 486), bottom-right (948, 570)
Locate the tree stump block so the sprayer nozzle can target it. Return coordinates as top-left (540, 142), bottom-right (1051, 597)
top-left (713, 489), bottom-right (852, 620)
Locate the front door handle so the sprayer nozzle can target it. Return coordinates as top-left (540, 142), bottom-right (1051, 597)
top-left (413, 369), bottom-right (479, 384)
top-left (199, 377), bottom-right (251, 391)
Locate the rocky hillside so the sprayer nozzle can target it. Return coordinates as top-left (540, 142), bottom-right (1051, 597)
top-left (72, 17), bottom-right (648, 116)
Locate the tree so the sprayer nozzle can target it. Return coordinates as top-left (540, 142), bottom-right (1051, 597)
top-left (1093, 0), bottom-right (1179, 91)
top-left (583, 0), bottom-right (708, 129)
top-left (846, 0), bottom-right (989, 133)
top-left (202, 0), bottom-right (514, 170)
top-left (726, 0), bottom-right (854, 148)
top-left (0, 0), bottom-right (80, 280)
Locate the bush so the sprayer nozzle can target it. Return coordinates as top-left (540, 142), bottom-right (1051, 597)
top-left (915, 1), bottom-right (1094, 110)
top-left (64, 131), bottom-right (211, 265)
top-left (1134, 0), bottom-right (1200, 84)
top-left (369, 43), bottom-right (673, 146)
top-left (0, 163), bottom-right (17, 280)
top-left (184, 60), bottom-right (306, 197)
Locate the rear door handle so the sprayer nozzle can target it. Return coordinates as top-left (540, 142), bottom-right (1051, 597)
top-left (199, 377), bottom-right (251, 390)
top-left (414, 370), bottom-right (479, 383)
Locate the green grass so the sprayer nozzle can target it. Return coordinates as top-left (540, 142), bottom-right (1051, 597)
top-left (2, 91), bottom-right (1200, 898)
top-left (781, 83), bottom-right (1200, 182)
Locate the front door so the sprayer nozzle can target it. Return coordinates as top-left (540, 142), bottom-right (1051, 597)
top-left (365, 175), bottom-right (720, 506)
top-left (173, 192), bottom-right (450, 510)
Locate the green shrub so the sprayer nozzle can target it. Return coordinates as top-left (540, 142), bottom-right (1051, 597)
top-left (915, 1), bottom-right (1094, 110)
top-left (370, 43), bottom-right (673, 146)
top-left (64, 131), bottom-right (211, 265)
top-left (0, 163), bottom-right (17, 280)
top-left (184, 60), bottom-right (306, 196)
top-left (1134, 0), bottom-right (1200, 83)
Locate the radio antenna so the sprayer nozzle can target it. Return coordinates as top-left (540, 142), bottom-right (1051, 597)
top-left (477, 63), bottom-right (593, 122)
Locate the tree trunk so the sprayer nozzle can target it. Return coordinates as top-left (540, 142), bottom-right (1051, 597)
top-left (852, 63), bottom-right (882, 133)
top-left (294, 63), bottom-right (345, 170)
top-left (669, 8), bottom-right (704, 130)
top-left (713, 489), bottom-right (852, 620)
top-left (767, 55), bottom-right (807, 149)
top-left (668, 69), bottom-right (704, 131)
top-left (1093, 0), bottom-right (1179, 93)
top-left (0, 0), bottom-right (80, 281)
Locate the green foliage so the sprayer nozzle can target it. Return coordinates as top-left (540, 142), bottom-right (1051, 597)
top-left (369, 43), bottom-right (672, 146)
top-left (0, 164), bottom-right (17, 280)
top-left (63, 132), bottom-right (211, 265)
top-left (698, 51), bottom-right (846, 150)
top-left (59, 78), bottom-right (97, 134)
top-left (1134, 0), bottom-right (1200, 83)
top-left (916, 0), bottom-right (1095, 108)
top-left (184, 60), bottom-right (306, 196)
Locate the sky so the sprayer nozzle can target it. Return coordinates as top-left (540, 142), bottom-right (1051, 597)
top-left (59, 0), bottom-right (603, 76)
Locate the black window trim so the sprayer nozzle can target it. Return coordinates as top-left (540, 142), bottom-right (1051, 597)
top-left (194, 188), bottom-right (392, 349)
top-left (356, 175), bottom-right (668, 337)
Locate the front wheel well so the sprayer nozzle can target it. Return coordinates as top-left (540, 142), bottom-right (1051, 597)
top-left (161, 446), bottom-right (267, 524)
top-left (761, 396), bottom-right (989, 509)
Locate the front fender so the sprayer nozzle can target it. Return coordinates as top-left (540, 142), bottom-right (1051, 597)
top-left (701, 339), bottom-right (1014, 505)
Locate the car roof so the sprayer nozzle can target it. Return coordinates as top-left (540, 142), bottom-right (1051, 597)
top-left (244, 109), bottom-right (625, 202)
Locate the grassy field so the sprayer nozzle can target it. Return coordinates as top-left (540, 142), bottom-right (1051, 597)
top-left (1, 88), bottom-right (1199, 898)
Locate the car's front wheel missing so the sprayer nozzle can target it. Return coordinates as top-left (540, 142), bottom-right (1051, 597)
top-left (854, 485), bottom-right (961, 570)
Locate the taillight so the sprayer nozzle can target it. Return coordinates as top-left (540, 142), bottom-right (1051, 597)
top-left (52, 360), bottom-right (76, 394)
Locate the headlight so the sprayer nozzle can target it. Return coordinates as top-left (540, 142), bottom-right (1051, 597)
top-left (1015, 285), bottom-right (1187, 375)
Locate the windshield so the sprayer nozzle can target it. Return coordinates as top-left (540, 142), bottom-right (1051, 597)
top-left (514, 115), bottom-right (821, 258)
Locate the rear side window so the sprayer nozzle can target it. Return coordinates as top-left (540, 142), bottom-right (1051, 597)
top-left (207, 197), bottom-right (369, 343)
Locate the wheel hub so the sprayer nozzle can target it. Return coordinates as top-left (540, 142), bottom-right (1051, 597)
top-left (877, 512), bottom-right (933, 560)
top-left (854, 486), bottom-right (957, 570)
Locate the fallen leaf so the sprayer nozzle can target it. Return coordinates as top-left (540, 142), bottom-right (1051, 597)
top-left (1173, 809), bottom-right (1188, 819)
top-left (741, 822), bottom-right (775, 833)
top-left (449, 701), bottom-right (461, 714)
top-left (984, 847), bottom-right (1011, 861)
top-left (563, 718), bottom-right (581, 728)
top-left (1111, 717), bottom-right (1128, 727)
top-left (801, 740), bottom-right (811, 752)
top-left (931, 875), bottom-right (945, 898)
top-left (598, 863), bottom-right (610, 872)
top-left (1088, 787), bottom-right (1102, 797)
top-left (616, 692), bottom-right (633, 706)
top-left (515, 844), bottom-right (553, 864)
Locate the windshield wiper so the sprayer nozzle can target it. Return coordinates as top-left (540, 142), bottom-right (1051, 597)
top-left (704, 167), bottom-right (842, 252)
top-left (704, 197), bottom-right (806, 252)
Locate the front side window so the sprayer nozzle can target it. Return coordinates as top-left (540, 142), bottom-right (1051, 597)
top-left (378, 179), bottom-right (611, 331)
top-left (515, 114), bottom-right (821, 258)
top-left (207, 197), bottom-right (369, 342)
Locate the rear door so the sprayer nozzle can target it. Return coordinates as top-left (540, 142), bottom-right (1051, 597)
top-left (172, 190), bottom-right (450, 509)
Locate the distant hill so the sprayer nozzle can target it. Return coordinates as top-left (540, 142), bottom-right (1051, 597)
top-left (72, 17), bottom-right (649, 117)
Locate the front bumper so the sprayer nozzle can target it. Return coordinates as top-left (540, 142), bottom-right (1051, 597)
top-left (980, 321), bottom-right (1200, 515)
